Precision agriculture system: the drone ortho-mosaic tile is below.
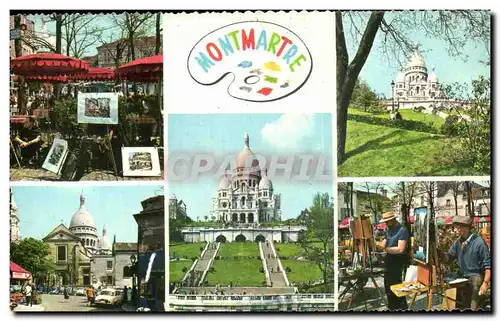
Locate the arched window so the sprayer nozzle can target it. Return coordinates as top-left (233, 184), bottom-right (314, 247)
top-left (241, 196), bottom-right (246, 208)
top-left (86, 239), bottom-right (89, 246)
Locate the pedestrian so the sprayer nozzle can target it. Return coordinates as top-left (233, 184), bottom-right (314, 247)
top-left (86, 286), bottom-right (94, 307)
top-left (378, 212), bottom-right (410, 311)
top-left (63, 286), bottom-right (69, 301)
top-left (271, 267), bottom-right (274, 273)
top-left (24, 283), bottom-right (32, 307)
top-left (123, 286), bottom-right (128, 304)
top-left (441, 216), bottom-right (491, 311)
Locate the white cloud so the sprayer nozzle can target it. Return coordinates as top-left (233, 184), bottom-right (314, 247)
top-left (261, 113), bottom-right (316, 151)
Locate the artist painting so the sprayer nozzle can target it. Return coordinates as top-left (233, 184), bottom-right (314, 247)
top-left (441, 216), bottom-right (491, 311)
top-left (378, 211), bottom-right (410, 311)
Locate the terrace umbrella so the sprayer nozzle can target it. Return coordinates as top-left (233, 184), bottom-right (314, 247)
top-left (436, 217), bottom-right (446, 226)
top-left (114, 54), bottom-right (163, 82)
top-left (473, 216), bottom-right (490, 224)
top-left (10, 53), bottom-right (89, 76)
top-left (69, 67), bottom-right (115, 81)
top-left (445, 216), bottom-right (454, 225)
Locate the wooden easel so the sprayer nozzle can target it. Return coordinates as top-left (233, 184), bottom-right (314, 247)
top-left (339, 216), bottom-right (386, 310)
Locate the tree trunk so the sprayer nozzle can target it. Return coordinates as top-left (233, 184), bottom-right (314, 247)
top-left (14, 15), bottom-right (26, 114)
top-left (55, 15), bottom-right (62, 54)
top-left (336, 12), bottom-right (384, 165)
top-left (155, 12), bottom-right (161, 55)
top-left (464, 181), bottom-right (475, 219)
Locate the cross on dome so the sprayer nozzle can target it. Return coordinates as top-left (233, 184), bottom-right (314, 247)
top-left (244, 131), bottom-right (249, 148)
top-left (80, 192), bottom-right (86, 207)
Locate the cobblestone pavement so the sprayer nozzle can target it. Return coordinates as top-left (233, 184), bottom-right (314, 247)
top-left (37, 294), bottom-right (123, 312)
top-left (10, 168), bottom-right (164, 181)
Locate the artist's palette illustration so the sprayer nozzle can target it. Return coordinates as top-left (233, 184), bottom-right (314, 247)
top-left (187, 21), bottom-right (313, 102)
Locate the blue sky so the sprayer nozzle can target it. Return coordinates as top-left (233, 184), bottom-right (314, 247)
top-left (344, 12), bottom-right (490, 96)
top-left (12, 185), bottom-right (164, 242)
top-left (168, 113), bottom-right (333, 221)
top-left (26, 14), bottom-right (156, 57)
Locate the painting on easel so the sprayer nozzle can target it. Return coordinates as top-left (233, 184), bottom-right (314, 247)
top-left (413, 207), bottom-right (430, 264)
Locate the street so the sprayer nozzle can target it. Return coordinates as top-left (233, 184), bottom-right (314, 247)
top-left (38, 294), bottom-right (122, 312)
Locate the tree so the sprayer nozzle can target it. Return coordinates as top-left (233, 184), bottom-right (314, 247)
top-left (337, 11), bottom-right (491, 165)
top-left (62, 14), bottom-right (104, 58)
top-left (447, 181), bottom-right (462, 217)
top-left (298, 192), bottom-right (334, 291)
top-left (351, 80), bottom-right (378, 112)
top-left (113, 13), bottom-right (153, 61)
top-left (10, 238), bottom-right (55, 282)
top-left (155, 12), bottom-right (162, 55)
top-left (443, 76), bottom-right (491, 174)
top-left (464, 181), bottom-right (475, 219)
top-left (360, 182), bottom-right (392, 223)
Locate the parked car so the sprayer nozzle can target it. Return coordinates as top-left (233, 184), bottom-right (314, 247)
top-left (95, 289), bottom-right (124, 307)
top-left (50, 288), bottom-right (60, 295)
top-left (75, 288), bottom-right (86, 296)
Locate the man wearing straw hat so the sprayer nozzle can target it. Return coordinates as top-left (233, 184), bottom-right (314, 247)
top-left (378, 211), bottom-right (410, 311)
top-left (441, 216), bottom-right (491, 311)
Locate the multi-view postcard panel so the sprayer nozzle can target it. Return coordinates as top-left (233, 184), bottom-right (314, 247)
top-left (8, 9), bottom-right (491, 313)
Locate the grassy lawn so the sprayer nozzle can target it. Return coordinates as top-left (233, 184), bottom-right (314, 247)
top-left (207, 260), bottom-right (264, 286)
top-left (282, 260), bottom-right (323, 283)
top-left (275, 243), bottom-right (302, 257)
top-left (169, 243), bottom-right (205, 259)
top-left (339, 110), bottom-right (480, 177)
top-left (218, 243), bottom-right (259, 257)
top-left (170, 260), bottom-right (192, 283)
top-left (349, 108), bottom-right (445, 128)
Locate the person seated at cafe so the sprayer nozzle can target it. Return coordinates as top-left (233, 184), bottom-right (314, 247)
top-left (13, 117), bottom-right (43, 166)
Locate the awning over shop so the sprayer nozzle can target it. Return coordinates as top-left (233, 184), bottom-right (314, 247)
top-left (474, 216), bottom-right (491, 223)
top-left (138, 250), bottom-right (165, 278)
top-left (10, 261), bottom-right (32, 280)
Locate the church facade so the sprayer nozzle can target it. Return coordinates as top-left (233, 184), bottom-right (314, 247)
top-left (388, 45), bottom-right (449, 111)
top-left (210, 133), bottom-right (281, 224)
top-left (41, 193), bottom-right (136, 287)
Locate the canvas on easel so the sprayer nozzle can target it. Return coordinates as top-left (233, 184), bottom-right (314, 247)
top-left (413, 207), bottom-right (430, 264)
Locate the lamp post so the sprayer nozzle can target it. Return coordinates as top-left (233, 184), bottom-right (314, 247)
top-left (130, 254), bottom-right (137, 305)
top-left (391, 80), bottom-right (395, 113)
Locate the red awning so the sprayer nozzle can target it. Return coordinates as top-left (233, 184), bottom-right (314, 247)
top-left (474, 216), bottom-right (491, 223)
top-left (24, 75), bottom-right (68, 83)
top-left (115, 54), bottom-right (163, 82)
top-left (11, 53), bottom-right (89, 76)
top-left (69, 67), bottom-right (115, 81)
top-left (10, 261), bottom-right (32, 280)
top-left (339, 217), bottom-right (350, 229)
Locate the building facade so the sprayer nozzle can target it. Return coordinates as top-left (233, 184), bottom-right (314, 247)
top-left (96, 36), bottom-right (160, 68)
top-left (10, 191), bottom-right (20, 243)
top-left (9, 15), bottom-right (36, 59)
top-left (169, 196), bottom-right (187, 220)
top-left (211, 133), bottom-right (282, 224)
top-left (388, 44), bottom-right (450, 111)
top-left (180, 226), bottom-right (305, 243)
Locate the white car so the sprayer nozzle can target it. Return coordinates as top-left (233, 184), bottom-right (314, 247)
top-left (75, 288), bottom-right (86, 296)
top-left (95, 289), bottom-right (123, 307)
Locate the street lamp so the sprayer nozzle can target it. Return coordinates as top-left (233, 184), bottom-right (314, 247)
top-left (391, 80), bottom-right (395, 113)
top-left (130, 254), bottom-right (137, 305)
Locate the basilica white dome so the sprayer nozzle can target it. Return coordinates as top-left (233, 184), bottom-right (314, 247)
top-left (70, 193), bottom-right (97, 230)
top-left (99, 225), bottom-right (111, 251)
top-left (236, 132), bottom-right (260, 169)
top-left (407, 51), bottom-right (426, 69)
top-left (258, 169), bottom-right (273, 189)
top-left (218, 174), bottom-right (231, 189)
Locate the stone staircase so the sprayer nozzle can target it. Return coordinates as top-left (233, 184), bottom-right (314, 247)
top-left (261, 240), bottom-right (289, 287)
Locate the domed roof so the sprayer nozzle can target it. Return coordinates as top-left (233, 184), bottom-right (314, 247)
top-left (428, 66), bottom-right (438, 82)
top-left (70, 193), bottom-right (97, 230)
top-left (218, 174), bottom-right (231, 189)
top-left (396, 68), bottom-right (405, 83)
top-left (406, 44), bottom-right (426, 69)
top-left (258, 169), bottom-right (273, 189)
top-left (100, 225), bottom-right (111, 251)
top-left (236, 132), bottom-right (260, 170)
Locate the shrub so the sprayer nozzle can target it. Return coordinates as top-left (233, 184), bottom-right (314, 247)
top-left (215, 256), bottom-right (220, 260)
top-left (286, 267), bottom-right (292, 273)
top-left (182, 267), bottom-right (188, 273)
top-left (200, 247), bottom-right (204, 252)
top-left (347, 113), bottom-right (438, 134)
top-left (259, 267), bottom-right (264, 273)
top-left (261, 281), bottom-right (267, 286)
top-left (439, 115), bottom-right (464, 137)
top-left (413, 106), bottom-right (426, 113)
top-left (191, 256), bottom-right (197, 262)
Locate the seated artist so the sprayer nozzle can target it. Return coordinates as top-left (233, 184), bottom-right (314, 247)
top-left (378, 212), bottom-right (410, 311)
top-left (441, 216), bottom-right (491, 311)
top-left (13, 117), bottom-right (43, 166)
